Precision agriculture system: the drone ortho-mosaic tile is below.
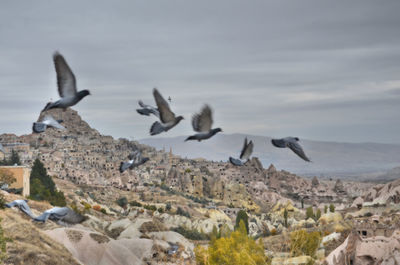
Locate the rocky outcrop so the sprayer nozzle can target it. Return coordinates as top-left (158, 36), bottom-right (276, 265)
top-left (325, 230), bottom-right (400, 265)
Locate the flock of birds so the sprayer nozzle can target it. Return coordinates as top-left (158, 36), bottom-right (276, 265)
top-left (33, 51), bottom-right (311, 174)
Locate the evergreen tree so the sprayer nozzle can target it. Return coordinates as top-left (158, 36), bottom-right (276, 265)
top-left (29, 158), bottom-right (66, 206)
top-left (324, 205), bottom-right (328, 213)
top-left (235, 210), bottom-right (249, 234)
top-left (305, 207), bottom-right (314, 220)
top-left (315, 209), bottom-right (321, 221)
top-left (301, 198), bottom-right (304, 209)
top-left (329, 204), bottom-right (335, 213)
top-left (284, 208), bottom-right (288, 227)
top-left (9, 149), bottom-right (21, 165)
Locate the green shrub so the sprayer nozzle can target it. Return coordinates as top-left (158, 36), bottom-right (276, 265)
top-left (176, 207), bottom-right (190, 218)
top-left (0, 194), bottom-right (5, 209)
top-left (129, 200), bottom-right (142, 207)
top-left (144, 204), bottom-right (157, 211)
top-left (100, 208), bottom-right (107, 214)
top-left (172, 226), bottom-right (209, 240)
top-left (116, 197), bottom-right (128, 208)
top-left (0, 218), bottom-right (7, 262)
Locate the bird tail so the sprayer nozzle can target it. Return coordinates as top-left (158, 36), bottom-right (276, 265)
top-left (150, 121), bottom-right (165, 136)
top-left (229, 157), bottom-right (243, 166)
top-left (32, 122), bottom-right (46, 133)
top-left (136, 109), bottom-right (150, 116)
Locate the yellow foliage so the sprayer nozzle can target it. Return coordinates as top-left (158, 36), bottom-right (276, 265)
top-left (195, 220), bottom-right (269, 265)
top-left (290, 229), bottom-right (321, 258)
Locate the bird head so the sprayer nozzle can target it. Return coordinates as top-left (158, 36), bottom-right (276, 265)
top-left (77, 90), bottom-right (91, 99)
top-left (214, 128), bottom-right (223, 133)
top-left (176, 116), bottom-right (184, 122)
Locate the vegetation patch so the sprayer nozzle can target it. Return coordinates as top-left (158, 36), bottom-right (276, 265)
top-left (66, 229), bottom-right (83, 243)
top-left (89, 233), bottom-right (110, 244)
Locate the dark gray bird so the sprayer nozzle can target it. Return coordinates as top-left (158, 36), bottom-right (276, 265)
top-left (5, 199), bottom-right (36, 219)
top-left (32, 115), bottom-right (66, 133)
top-left (42, 52), bottom-right (90, 112)
top-left (185, 105), bottom-right (222, 142)
top-left (136, 100), bottom-right (159, 117)
top-left (229, 137), bottom-right (254, 166)
top-left (271, 137), bottom-right (311, 162)
top-left (34, 207), bottom-right (86, 224)
top-left (150, 88), bottom-right (184, 135)
top-left (120, 149), bottom-right (149, 173)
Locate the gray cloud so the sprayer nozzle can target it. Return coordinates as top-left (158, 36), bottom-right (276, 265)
top-left (1, 0), bottom-right (400, 143)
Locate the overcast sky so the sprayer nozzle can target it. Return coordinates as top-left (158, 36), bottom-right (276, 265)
top-left (1, 0), bottom-right (400, 143)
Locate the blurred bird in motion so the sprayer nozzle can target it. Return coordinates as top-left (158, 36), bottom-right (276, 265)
top-left (32, 115), bottom-right (65, 133)
top-left (150, 88), bottom-right (184, 135)
top-left (271, 137), bottom-right (311, 162)
top-left (42, 51), bottom-right (90, 112)
top-left (185, 104), bottom-right (222, 142)
top-left (229, 137), bottom-right (254, 166)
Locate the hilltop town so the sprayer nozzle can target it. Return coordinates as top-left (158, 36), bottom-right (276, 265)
top-left (0, 108), bottom-right (399, 264)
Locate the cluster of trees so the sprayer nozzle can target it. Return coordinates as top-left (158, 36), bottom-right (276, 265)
top-left (29, 159), bottom-right (66, 206)
top-left (0, 150), bottom-right (21, 166)
top-left (195, 220), bottom-right (268, 265)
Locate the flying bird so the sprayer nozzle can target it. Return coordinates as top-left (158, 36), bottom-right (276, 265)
top-left (32, 115), bottom-right (66, 133)
top-left (120, 149), bottom-right (149, 173)
top-left (150, 88), bottom-right (184, 135)
top-left (42, 52), bottom-right (90, 112)
top-left (185, 105), bottom-right (222, 142)
top-left (136, 100), bottom-right (159, 117)
top-left (229, 137), bottom-right (254, 166)
top-left (271, 137), bottom-right (311, 162)
top-left (34, 207), bottom-right (86, 224)
top-left (5, 199), bottom-right (36, 219)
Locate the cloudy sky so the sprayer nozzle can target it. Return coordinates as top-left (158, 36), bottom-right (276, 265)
top-left (1, 0), bottom-right (400, 143)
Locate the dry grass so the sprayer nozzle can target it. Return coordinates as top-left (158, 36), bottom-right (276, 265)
top-left (0, 210), bottom-right (80, 265)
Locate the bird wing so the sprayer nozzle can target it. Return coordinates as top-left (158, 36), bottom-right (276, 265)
top-left (34, 211), bottom-right (52, 222)
top-left (138, 100), bottom-right (147, 108)
top-left (240, 140), bottom-right (254, 160)
top-left (128, 150), bottom-right (139, 160)
top-left (53, 52), bottom-right (77, 98)
top-left (287, 141), bottom-right (311, 162)
top-left (43, 115), bottom-right (66, 130)
top-left (134, 150), bottom-right (142, 163)
top-left (19, 200), bottom-right (36, 219)
top-left (153, 88), bottom-right (175, 124)
top-left (239, 138), bottom-right (248, 159)
top-left (192, 105), bottom-right (213, 132)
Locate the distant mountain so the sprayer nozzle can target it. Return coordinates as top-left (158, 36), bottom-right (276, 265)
top-left (139, 133), bottom-right (400, 177)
